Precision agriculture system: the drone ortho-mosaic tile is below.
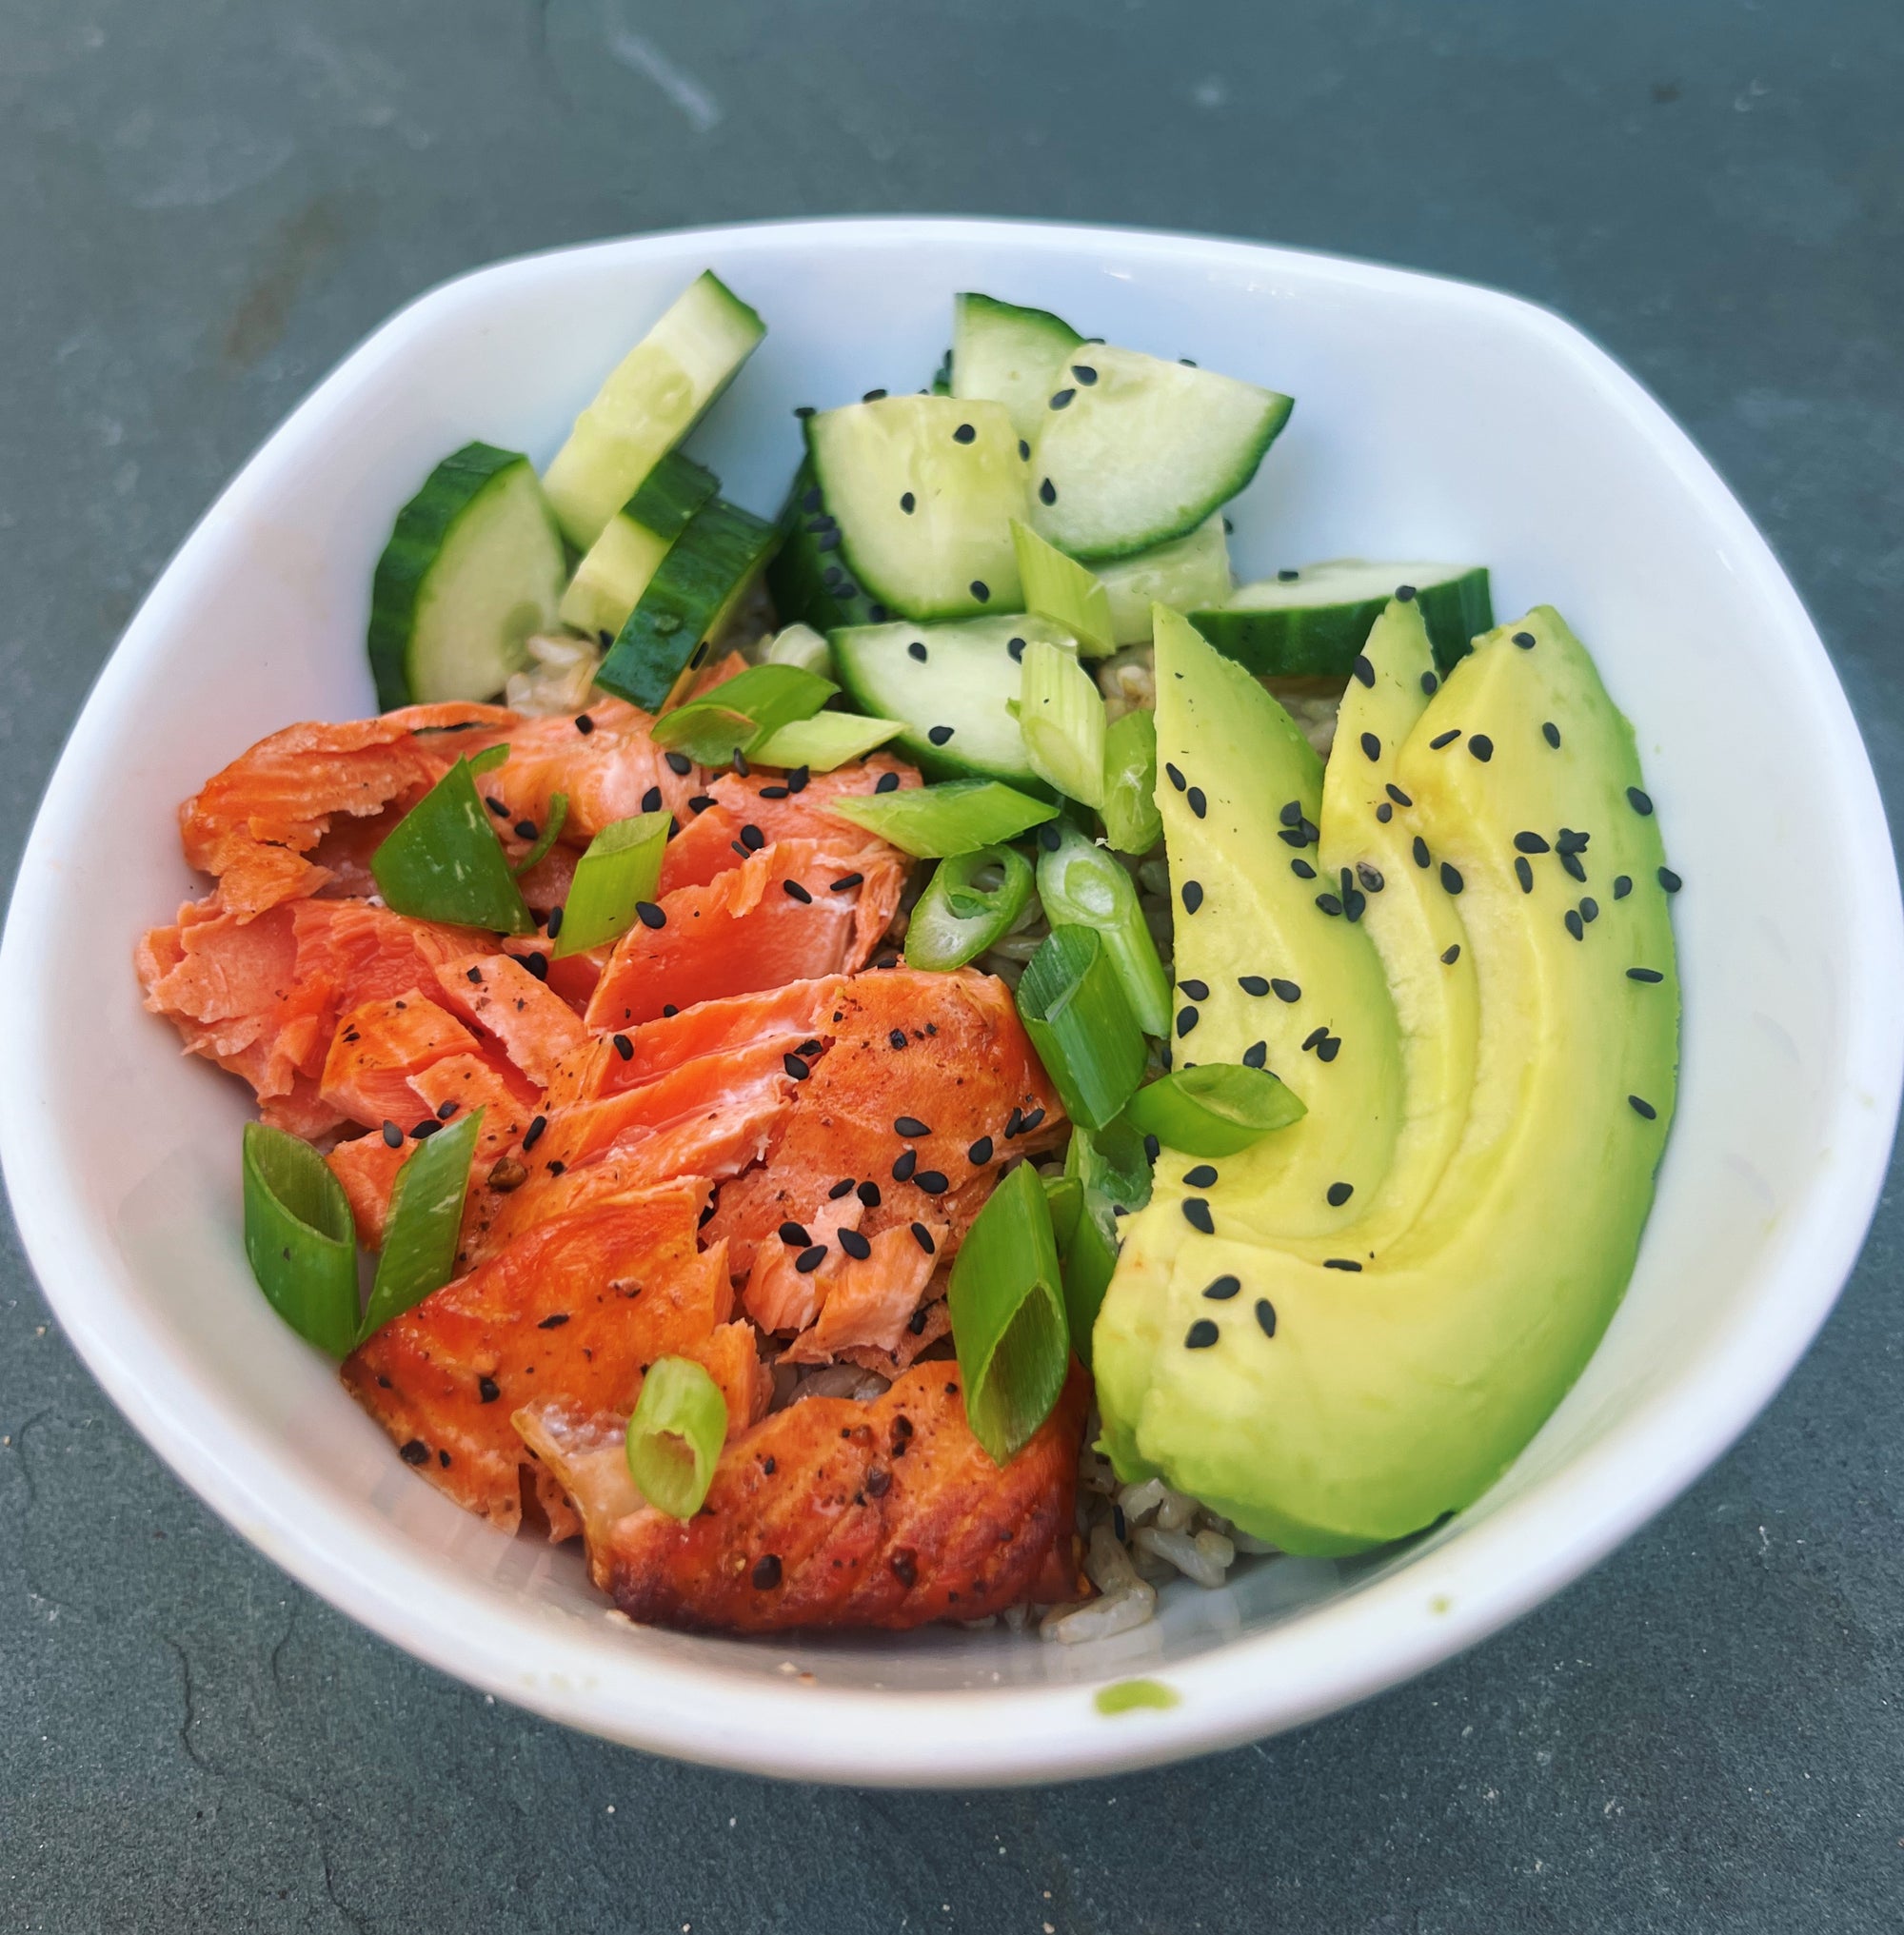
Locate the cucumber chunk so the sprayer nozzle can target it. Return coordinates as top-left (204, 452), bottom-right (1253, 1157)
top-left (829, 613), bottom-right (1078, 785)
top-left (557, 452), bottom-right (722, 642)
top-left (950, 292), bottom-right (1083, 444)
top-left (593, 497), bottom-right (779, 712)
top-left (1028, 345), bottom-right (1292, 562)
top-left (806, 395), bottom-right (1027, 622)
top-left (367, 442), bottom-right (565, 709)
top-left (1191, 561), bottom-right (1493, 676)
top-left (765, 457), bottom-right (890, 632)
top-left (542, 270), bottom-right (764, 550)
top-left (1096, 514), bottom-right (1232, 646)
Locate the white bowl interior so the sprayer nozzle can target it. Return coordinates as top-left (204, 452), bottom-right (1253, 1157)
top-left (3, 220), bottom-right (1897, 1784)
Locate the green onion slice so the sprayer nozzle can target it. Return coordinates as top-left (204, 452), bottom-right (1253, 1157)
top-left (1124, 1062), bottom-right (1307, 1157)
top-left (241, 1122), bottom-right (360, 1356)
top-left (372, 753), bottom-right (535, 935)
top-left (625, 1355), bottom-right (728, 1518)
top-left (751, 709), bottom-right (902, 772)
top-left (763, 622), bottom-right (833, 678)
top-left (827, 779), bottom-right (1057, 859)
top-left (1041, 1173), bottom-right (1084, 1250)
top-left (1036, 823), bottom-right (1171, 1038)
top-left (553, 810), bottom-right (670, 957)
top-left (1065, 1116), bottom-right (1152, 1213)
top-left (1016, 924), bottom-right (1147, 1132)
top-left (358, 1108), bottom-right (483, 1342)
top-left (905, 844), bottom-right (1035, 972)
top-left (949, 1160), bottom-right (1070, 1466)
top-left (512, 790), bottom-right (568, 876)
top-left (1058, 1185), bottom-right (1119, 1370)
top-left (1015, 638), bottom-right (1107, 808)
top-left (1010, 519), bottom-right (1116, 656)
top-left (1101, 707), bottom-right (1163, 855)
top-left (651, 664), bottom-right (836, 765)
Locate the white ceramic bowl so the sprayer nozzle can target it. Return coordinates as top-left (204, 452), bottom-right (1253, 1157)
top-left (3, 219), bottom-right (1898, 1786)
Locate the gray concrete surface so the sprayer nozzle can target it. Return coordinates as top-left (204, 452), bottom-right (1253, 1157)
top-left (3, 2), bottom-right (1900, 1928)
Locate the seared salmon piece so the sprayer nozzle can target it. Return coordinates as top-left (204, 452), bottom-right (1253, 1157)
top-left (178, 703), bottom-right (513, 919)
top-left (778, 1220), bottom-right (949, 1365)
top-left (478, 698), bottom-right (702, 843)
top-left (583, 839), bottom-right (906, 1032)
top-left (704, 967), bottom-right (1064, 1278)
top-left (432, 953), bottom-right (589, 1087)
top-left (516, 1363), bottom-right (1089, 1630)
top-left (659, 755), bottom-right (919, 895)
top-left (342, 1179), bottom-right (727, 1538)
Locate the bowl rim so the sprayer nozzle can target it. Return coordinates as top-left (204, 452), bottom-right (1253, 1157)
top-left (4, 215), bottom-right (1899, 1786)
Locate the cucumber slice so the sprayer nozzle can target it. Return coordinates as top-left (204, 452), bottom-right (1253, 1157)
top-left (1191, 561), bottom-right (1493, 677)
top-left (542, 270), bottom-right (764, 550)
top-left (625, 449), bottom-right (718, 540)
top-left (557, 452), bottom-right (722, 642)
top-left (829, 613), bottom-right (1078, 784)
top-left (806, 396), bottom-right (1027, 622)
top-left (765, 458), bottom-right (892, 632)
top-left (1096, 514), bottom-right (1232, 646)
top-left (1027, 345), bottom-right (1292, 562)
top-left (593, 497), bottom-right (779, 712)
top-left (1011, 519), bottom-right (1115, 656)
top-left (950, 292), bottom-right (1083, 444)
top-left (367, 442), bottom-right (565, 709)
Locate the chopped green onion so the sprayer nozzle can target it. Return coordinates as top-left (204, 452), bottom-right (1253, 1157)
top-left (1101, 707), bottom-right (1163, 854)
top-left (1124, 1063), bottom-right (1307, 1157)
top-left (625, 1355), bottom-right (728, 1517)
top-left (905, 844), bottom-right (1035, 971)
top-left (511, 790), bottom-right (568, 876)
top-left (358, 1108), bottom-right (484, 1341)
top-left (1041, 1172), bottom-right (1084, 1250)
top-left (371, 753), bottom-right (535, 935)
top-left (751, 709), bottom-right (903, 772)
top-left (1036, 824), bottom-right (1171, 1038)
top-left (827, 778), bottom-right (1057, 859)
top-left (1010, 519), bottom-right (1115, 656)
top-left (241, 1122), bottom-right (359, 1356)
top-left (1016, 639), bottom-right (1107, 808)
top-left (553, 810), bottom-right (670, 957)
top-left (949, 1160), bottom-right (1070, 1465)
top-left (1065, 1116), bottom-right (1152, 1213)
top-left (1058, 1185), bottom-right (1119, 1369)
top-left (1016, 925), bottom-right (1147, 1132)
top-left (651, 664), bottom-right (836, 765)
top-left (763, 622), bottom-right (833, 677)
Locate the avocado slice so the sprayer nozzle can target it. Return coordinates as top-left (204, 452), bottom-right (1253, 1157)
top-left (1094, 604), bottom-right (1679, 1554)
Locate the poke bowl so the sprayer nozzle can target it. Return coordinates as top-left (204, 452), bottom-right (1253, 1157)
top-left (0, 216), bottom-right (1896, 1785)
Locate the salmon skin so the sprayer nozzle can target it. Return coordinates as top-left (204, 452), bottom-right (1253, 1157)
top-left (517, 1362), bottom-right (1090, 1631)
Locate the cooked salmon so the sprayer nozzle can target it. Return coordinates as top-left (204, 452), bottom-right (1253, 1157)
top-left (515, 1363), bottom-right (1089, 1631)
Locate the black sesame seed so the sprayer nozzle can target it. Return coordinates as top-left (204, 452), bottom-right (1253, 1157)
top-left (863, 387), bottom-right (888, 402)
top-left (400, 1439), bottom-right (429, 1466)
top-left (1360, 731), bottom-right (1381, 762)
top-left (739, 823), bottom-right (765, 852)
top-left (926, 724), bottom-right (955, 746)
top-left (1439, 862), bottom-right (1464, 895)
top-left (1278, 568), bottom-right (1299, 582)
top-left (1358, 863), bottom-right (1384, 894)
top-left (1376, 802), bottom-right (1393, 823)
top-left (1565, 909), bottom-right (1585, 940)
top-left (838, 1228), bottom-right (872, 1261)
top-left (914, 1170), bottom-right (949, 1195)
top-left (1316, 893), bottom-right (1343, 917)
top-left (610, 1033), bottom-right (634, 1062)
top-left (967, 1135), bottom-right (994, 1165)
top-left (829, 1177), bottom-right (856, 1200)
top-left (1343, 889), bottom-right (1366, 922)
top-left (1317, 1037), bottom-right (1341, 1063)
top-left (1003, 1107), bottom-right (1024, 1139)
top-left (1323, 1257), bottom-right (1362, 1272)
top-left (787, 766), bottom-right (809, 794)
top-left (1627, 967), bottom-right (1665, 982)
top-left (1301, 1026), bottom-right (1328, 1051)
top-left (688, 793), bottom-right (716, 813)
top-left (436, 1099), bottom-right (458, 1119)
top-left (1180, 977), bottom-right (1211, 1000)
top-left (783, 1053), bottom-right (811, 1080)
top-left (635, 901), bottom-right (666, 929)
top-left (783, 879), bottom-right (813, 905)
top-left (1049, 387), bottom-right (1076, 409)
top-left (1007, 636), bottom-right (1027, 661)
top-left (732, 749), bottom-right (750, 777)
top-left (1018, 439), bottom-right (1031, 461)
top-left (1513, 630), bottom-right (1537, 649)
top-left (1071, 364), bottom-right (1099, 385)
top-left (381, 1120), bottom-right (403, 1149)
top-left (1165, 761), bottom-right (1187, 792)
top-left (969, 581), bottom-right (989, 602)
top-left (779, 1219), bottom-right (811, 1246)
top-left (1420, 671), bottom-right (1439, 696)
top-left (1203, 1274), bottom-right (1240, 1301)
top-left (752, 1553), bottom-right (783, 1590)
top-left (1468, 734), bottom-right (1494, 762)
top-left (1516, 856), bottom-right (1534, 894)
top-left (1327, 1181), bottom-right (1353, 1207)
top-left (1178, 1005), bottom-right (1200, 1037)
top-left (639, 784), bottom-right (664, 816)
top-left (910, 1222), bottom-right (936, 1254)
top-left (1181, 881), bottom-right (1203, 913)
top-left (1271, 977), bottom-right (1302, 1003)
top-left (1291, 858), bottom-right (1317, 879)
top-left (1142, 1134), bottom-right (1160, 1162)
top-left (895, 1115), bottom-right (931, 1138)
top-left (857, 1180), bottom-right (881, 1207)
top-left (1396, 583), bottom-right (1417, 602)
top-left (664, 751), bottom-right (693, 777)
top-left (1385, 783), bottom-right (1412, 807)
top-left (1278, 800), bottom-right (1301, 827)
top-left (1614, 875), bottom-right (1634, 899)
top-left (1658, 867), bottom-right (1682, 893)
top-left (952, 422), bottom-right (976, 444)
top-left (546, 905), bottom-right (564, 938)
top-left (1039, 478), bottom-right (1057, 505)
top-left (1441, 944), bottom-right (1460, 964)
top-left (1182, 1198), bottom-right (1214, 1234)
top-left (1543, 721), bottom-right (1562, 749)
top-left (1019, 1106), bottom-right (1045, 1134)
top-left (888, 1029), bottom-right (907, 1050)
top-left (1629, 1095), bottom-right (1658, 1120)
top-left (1255, 1298), bottom-right (1278, 1338)
top-left (1580, 897), bottom-right (1599, 923)
top-left (1186, 785), bottom-right (1207, 819)
top-left (794, 1244), bottom-right (827, 1274)
top-left (829, 872), bottom-right (864, 891)
top-left (1184, 1319), bottom-right (1220, 1350)
top-left (478, 1376), bottom-right (501, 1404)
top-left (1279, 828), bottom-right (1310, 849)
top-left (513, 819), bottom-right (538, 840)
top-left (523, 1115), bottom-right (546, 1152)
top-left (1352, 654), bottom-right (1376, 688)
top-left (907, 639), bottom-right (927, 661)
top-left (409, 1119), bottom-right (442, 1141)
top-left (1184, 1164), bottom-right (1219, 1189)
top-left (1237, 975), bottom-right (1269, 996)
top-left (520, 951), bottom-right (548, 980)
top-left (1561, 852), bottom-right (1587, 883)
top-left (1514, 831), bottom-right (1550, 854)
top-left (1429, 728), bottom-right (1461, 750)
